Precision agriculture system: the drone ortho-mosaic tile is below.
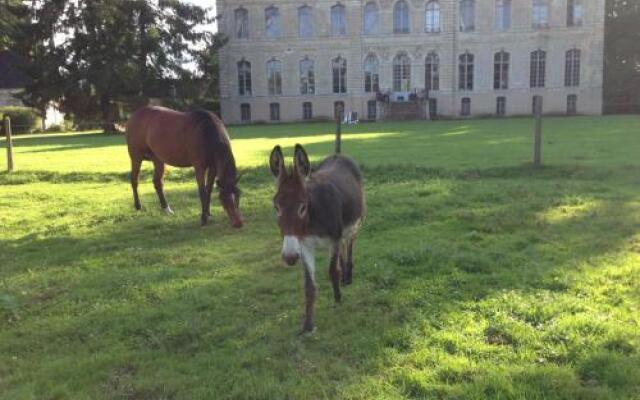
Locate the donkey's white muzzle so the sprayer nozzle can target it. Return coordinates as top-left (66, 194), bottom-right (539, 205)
top-left (282, 235), bottom-right (301, 266)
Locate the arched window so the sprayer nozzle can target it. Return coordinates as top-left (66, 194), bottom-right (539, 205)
top-left (532, 0), bottom-right (549, 28)
top-left (237, 60), bottom-right (252, 96)
top-left (363, 2), bottom-right (379, 35)
top-left (267, 59), bottom-right (282, 95)
top-left (461, 97), bottom-right (471, 116)
top-left (394, 0), bottom-right (410, 33)
top-left (495, 0), bottom-right (511, 31)
top-left (300, 57), bottom-right (315, 94)
top-left (425, 1), bottom-right (440, 33)
top-left (303, 102), bottom-right (313, 120)
top-left (567, 95), bottom-right (577, 114)
top-left (265, 6), bottom-right (281, 38)
top-left (458, 52), bottom-right (474, 90)
top-left (364, 54), bottom-right (379, 93)
top-left (460, 0), bottom-right (475, 32)
top-left (494, 51), bottom-right (509, 90)
top-left (240, 103), bottom-right (251, 122)
top-left (298, 6), bottom-right (314, 38)
top-left (270, 103), bottom-right (280, 121)
top-left (331, 4), bottom-right (346, 36)
top-left (332, 56), bottom-right (347, 93)
top-left (234, 8), bottom-right (249, 39)
top-left (530, 50), bottom-right (546, 87)
top-left (425, 52), bottom-right (439, 91)
top-left (567, 0), bottom-right (583, 26)
top-left (393, 53), bottom-right (411, 92)
top-left (565, 49), bottom-right (580, 87)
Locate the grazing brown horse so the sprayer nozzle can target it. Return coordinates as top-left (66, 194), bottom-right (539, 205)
top-left (126, 106), bottom-right (243, 228)
top-left (269, 144), bottom-right (365, 333)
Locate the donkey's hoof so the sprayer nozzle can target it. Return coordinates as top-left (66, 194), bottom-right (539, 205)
top-left (298, 326), bottom-right (316, 336)
top-left (163, 207), bottom-right (174, 216)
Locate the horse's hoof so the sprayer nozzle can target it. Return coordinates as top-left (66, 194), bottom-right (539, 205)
top-left (163, 207), bottom-right (174, 216)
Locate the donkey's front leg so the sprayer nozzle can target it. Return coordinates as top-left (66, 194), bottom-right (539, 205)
top-left (301, 246), bottom-right (317, 334)
top-left (329, 243), bottom-right (342, 303)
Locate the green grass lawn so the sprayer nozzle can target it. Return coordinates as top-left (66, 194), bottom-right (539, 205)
top-left (1, 116), bottom-right (639, 399)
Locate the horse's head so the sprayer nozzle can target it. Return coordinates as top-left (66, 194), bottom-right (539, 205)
top-left (269, 144), bottom-right (311, 266)
top-left (218, 175), bottom-right (243, 229)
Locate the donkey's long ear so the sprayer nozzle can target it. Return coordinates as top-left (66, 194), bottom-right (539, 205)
top-left (293, 144), bottom-right (311, 178)
top-left (269, 145), bottom-right (285, 178)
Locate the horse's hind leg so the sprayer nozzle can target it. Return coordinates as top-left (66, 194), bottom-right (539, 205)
top-left (195, 166), bottom-right (208, 226)
top-left (152, 158), bottom-right (172, 215)
top-left (130, 157), bottom-right (142, 211)
top-left (205, 167), bottom-right (216, 218)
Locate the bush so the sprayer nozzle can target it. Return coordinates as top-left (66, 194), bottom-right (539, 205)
top-left (0, 106), bottom-right (41, 134)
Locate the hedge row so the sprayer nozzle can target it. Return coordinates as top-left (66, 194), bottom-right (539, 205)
top-left (0, 107), bottom-right (41, 134)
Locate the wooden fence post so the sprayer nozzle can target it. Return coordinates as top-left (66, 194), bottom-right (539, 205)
top-left (4, 116), bottom-right (14, 172)
top-left (335, 115), bottom-right (342, 154)
top-left (533, 96), bottom-right (543, 168)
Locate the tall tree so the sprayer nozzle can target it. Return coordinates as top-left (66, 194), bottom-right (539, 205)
top-left (13, 0), bottom-right (221, 132)
top-left (0, 0), bottom-right (29, 50)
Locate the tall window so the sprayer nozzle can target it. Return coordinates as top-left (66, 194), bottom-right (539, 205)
top-left (425, 1), bottom-right (440, 33)
top-left (428, 98), bottom-right (437, 119)
top-left (331, 4), bottom-right (346, 36)
top-left (460, 0), bottom-right (475, 32)
top-left (567, 0), bottom-right (583, 26)
top-left (567, 95), bottom-right (577, 114)
top-left (532, 0), bottom-right (549, 29)
top-left (367, 100), bottom-right (377, 120)
top-left (496, 96), bottom-right (506, 116)
top-left (332, 56), bottom-right (347, 93)
top-left (459, 52), bottom-right (474, 90)
top-left (265, 6), bottom-right (281, 38)
top-left (394, 0), bottom-right (410, 33)
top-left (235, 8), bottom-right (249, 39)
top-left (300, 58), bottom-right (315, 94)
top-left (495, 0), bottom-right (511, 31)
top-left (565, 49), bottom-right (581, 87)
top-left (425, 52), bottom-right (439, 91)
top-left (267, 59), bottom-right (282, 95)
top-left (364, 55), bottom-right (379, 93)
top-left (393, 53), bottom-right (411, 92)
top-left (494, 51), bottom-right (509, 90)
top-left (530, 50), bottom-right (546, 88)
top-left (303, 102), bottom-right (313, 120)
top-left (240, 103), bottom-right (251, 122)
top-left (363, 2), bottom-right (379, 35)
top-left (270, 103), bottom-right (280, 121)
top-left (298, 6), bottom-right (314, 38)
top-left (461, 98), bottom-right (471, 116)
top-left (237, 60), bottom-right (252, 96)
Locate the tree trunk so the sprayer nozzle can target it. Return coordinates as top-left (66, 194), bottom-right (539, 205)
top-left (100, 93), bottom-right (116, 134)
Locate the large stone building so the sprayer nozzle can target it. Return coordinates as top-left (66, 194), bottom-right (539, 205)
top-left (216, 0), bottom-right (605, 123)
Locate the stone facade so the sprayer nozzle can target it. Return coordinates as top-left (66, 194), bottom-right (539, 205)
top-left (216, 0), bottom-right (605, 123)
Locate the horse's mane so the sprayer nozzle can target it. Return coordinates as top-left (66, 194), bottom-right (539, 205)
top-left (190, 110), bottom-right (237, 184)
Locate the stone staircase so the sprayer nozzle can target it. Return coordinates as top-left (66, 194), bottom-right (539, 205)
top-left (383, 101), bottom-right (426, 121)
